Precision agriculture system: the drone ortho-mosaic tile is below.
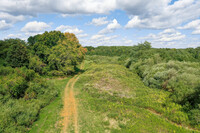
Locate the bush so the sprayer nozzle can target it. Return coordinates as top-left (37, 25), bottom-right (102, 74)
top-left (7, 76), bottom-right (28, 98)
top-left (29, 55), bottom-right (45, 74)
top-left (48, 70), bottom-right (64, 76)
top-left (0, 66), bottom-right (14, 76)
top-left (6, 41), bottom-right (29, 67)
top-left (189, 109), bottom-right (200, 125)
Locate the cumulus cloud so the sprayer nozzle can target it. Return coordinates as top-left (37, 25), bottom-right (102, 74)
top-left (1, 0), bottom-right (200, 30)
top-left (5, 34), bottom-right (22, 39)
top-left (142, 29), bottom-right (186, 42)
top-left (125, 0), bottom-right (200, 29)
top-left (178, 19), bottom-right (200, 29)
top-left (89, 17), bottom-right (109, 26)
top-left (77, 33), bottom-right (88, 38)
top-left (83, 34), bottom-right (134, 47)
top-left (91, 34), bottom-right (118, 41)
top-left (140, 29), bottom-right (188, 48)
top-left (0, 0), bottom-right (116, 16)
top-left (55, 25), bottom-right (83, 34)
top-left (0, 12), bottom-right (26, 24)
top-left (178, 19), bottom-right (200, 34)
top-left (0, 20), bottom-right (12, 30)
top-left (99, 19), bottom-right (120, 34)
top-left (56, 25), bottom-right (88, 38)
top-left (91, 34), bottom-right (105, 40)
top-left (21, 21), bottom-right (51, 33)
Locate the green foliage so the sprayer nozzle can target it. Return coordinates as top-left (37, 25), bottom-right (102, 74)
top-left (0, 39), bottom-right (24, 59)
top-left (74, 56), bottom-right (197, 132)
top-left (29, 55), bottom-right (45, 74)
top-left (5, 39), bottom-right (29, 67)
top-left (28, 31), bottom-right (86, 75)
top-left (0, 30), bottom-right (86, 132)
top-left (7, 76), bottom-right (28, 98)
top-left (29, 78), bottom-right (70, 133)
top-left (86, 46), bottom-right (132, 57)
top-left (189, 109), bottom-right (200, 125)
top-left (87, 42), bottom-right (200, 128)
top-left (0, 66), bottom-right (58, 132)
top-left (118, 42), bottom-right (200, 126)
top-left (29, 31), bottom-right (64, 63)
top-left (84, 46), bottom-right (95, 52)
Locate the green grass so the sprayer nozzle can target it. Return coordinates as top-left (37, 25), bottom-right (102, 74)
top-left (29, 55), bottom-right (200, 132)
top-left (74, 55), bottom-right (199, 133)
top-left (29, 78), bottom-right (70, 133)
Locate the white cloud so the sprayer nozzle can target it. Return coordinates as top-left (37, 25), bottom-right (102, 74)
top-left (0, 0), bottom-right (200, 31)
top-left (125, 16), bottom-right (146, 29)
top-left (0, 20), bottom-right (12, 30)
top-left (55, 25), bottom-right (84, 34)
top-left (0, 0), bottom-right (116, 16)
top-left (141, 29), bottom-right (188, 48)
top-left (124, 39), bottom-right (133, 44)
top-left (0, 12), bottom-right (26, 24)
top-left (192, 29), bottom-right (200, 34)
top-left (91, 34), bottom-right (105, 40)
top-left (142, 29), bottom-right (186, 42)
top-left (89, 17), bottom-right (109, 26)
top-left (178, 19), bottom-right (200, 29)
top-left (178, 19), bottom-right (200, 34)
top-left (77, 33), bottom-right (88, 38)
top-left (99, 19), bottom-right (121, 34)
top-left (91, 34), bottom-right (118, 41)
top-left (5, 34), bottom-right (22, 39)
top-left (124, 0), bottom-right (200, 29)
top-left (82, 35), bottom-right (135, 47)
top-left (65, 28), bottom-right (83, 34)
top-left (21, 21), bottom-right (51, 33)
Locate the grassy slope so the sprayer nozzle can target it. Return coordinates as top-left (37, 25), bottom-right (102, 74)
top-left (29, 78), bottom-right (70, 133)
top-left (74, 55), bottom-right (199, 133)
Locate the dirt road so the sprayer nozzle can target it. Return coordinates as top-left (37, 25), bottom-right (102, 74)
top-left (62, 63), bottom-right (84, 133)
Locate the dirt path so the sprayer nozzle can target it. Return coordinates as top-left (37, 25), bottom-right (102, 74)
top-left (61, 63), bottom-right (84, 133)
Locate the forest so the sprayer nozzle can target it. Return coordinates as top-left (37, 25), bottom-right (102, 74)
top-left (0, 31), bottom-right (200, 132)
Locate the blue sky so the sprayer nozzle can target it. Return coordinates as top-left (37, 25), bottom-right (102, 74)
top-left (0, 0), bottom-right (200, 48)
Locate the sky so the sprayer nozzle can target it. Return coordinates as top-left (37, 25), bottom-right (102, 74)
top-left (0, 0), bottom-right (200, 48)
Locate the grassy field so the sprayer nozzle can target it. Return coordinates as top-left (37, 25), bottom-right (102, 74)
top-left (30, 55), bottom-right (199, 132)
top-left (29, 78), bottom-right (70, 133)
top-left (74, 56), bottom-right (199, 133)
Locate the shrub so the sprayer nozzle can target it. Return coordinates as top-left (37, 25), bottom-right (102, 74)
top-left (48, 70), bottom-right (64, 76)
top-left (6, 41), bottom-right (29, 67)
top-left (7, 76), bottom-right (28, 98)
top-left (189, 109), bottom-right (200, 125)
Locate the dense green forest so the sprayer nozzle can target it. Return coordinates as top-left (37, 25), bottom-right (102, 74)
top-left (0, 31), bottom-right (86, 132)
top-left (86, 42), bottom-right (200, 127)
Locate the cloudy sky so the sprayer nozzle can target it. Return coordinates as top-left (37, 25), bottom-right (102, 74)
top-left (0, 0), bottom-right (200, 48)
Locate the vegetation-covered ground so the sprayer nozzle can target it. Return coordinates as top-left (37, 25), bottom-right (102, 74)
top-left (30, 78), bottom-right (70, 133)
top-left (87, 42), bottom-right (200, 129)
top-left (1, 30), bottom-right (199, 132)
top-left (74, 55), bottom-right (199, 132)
